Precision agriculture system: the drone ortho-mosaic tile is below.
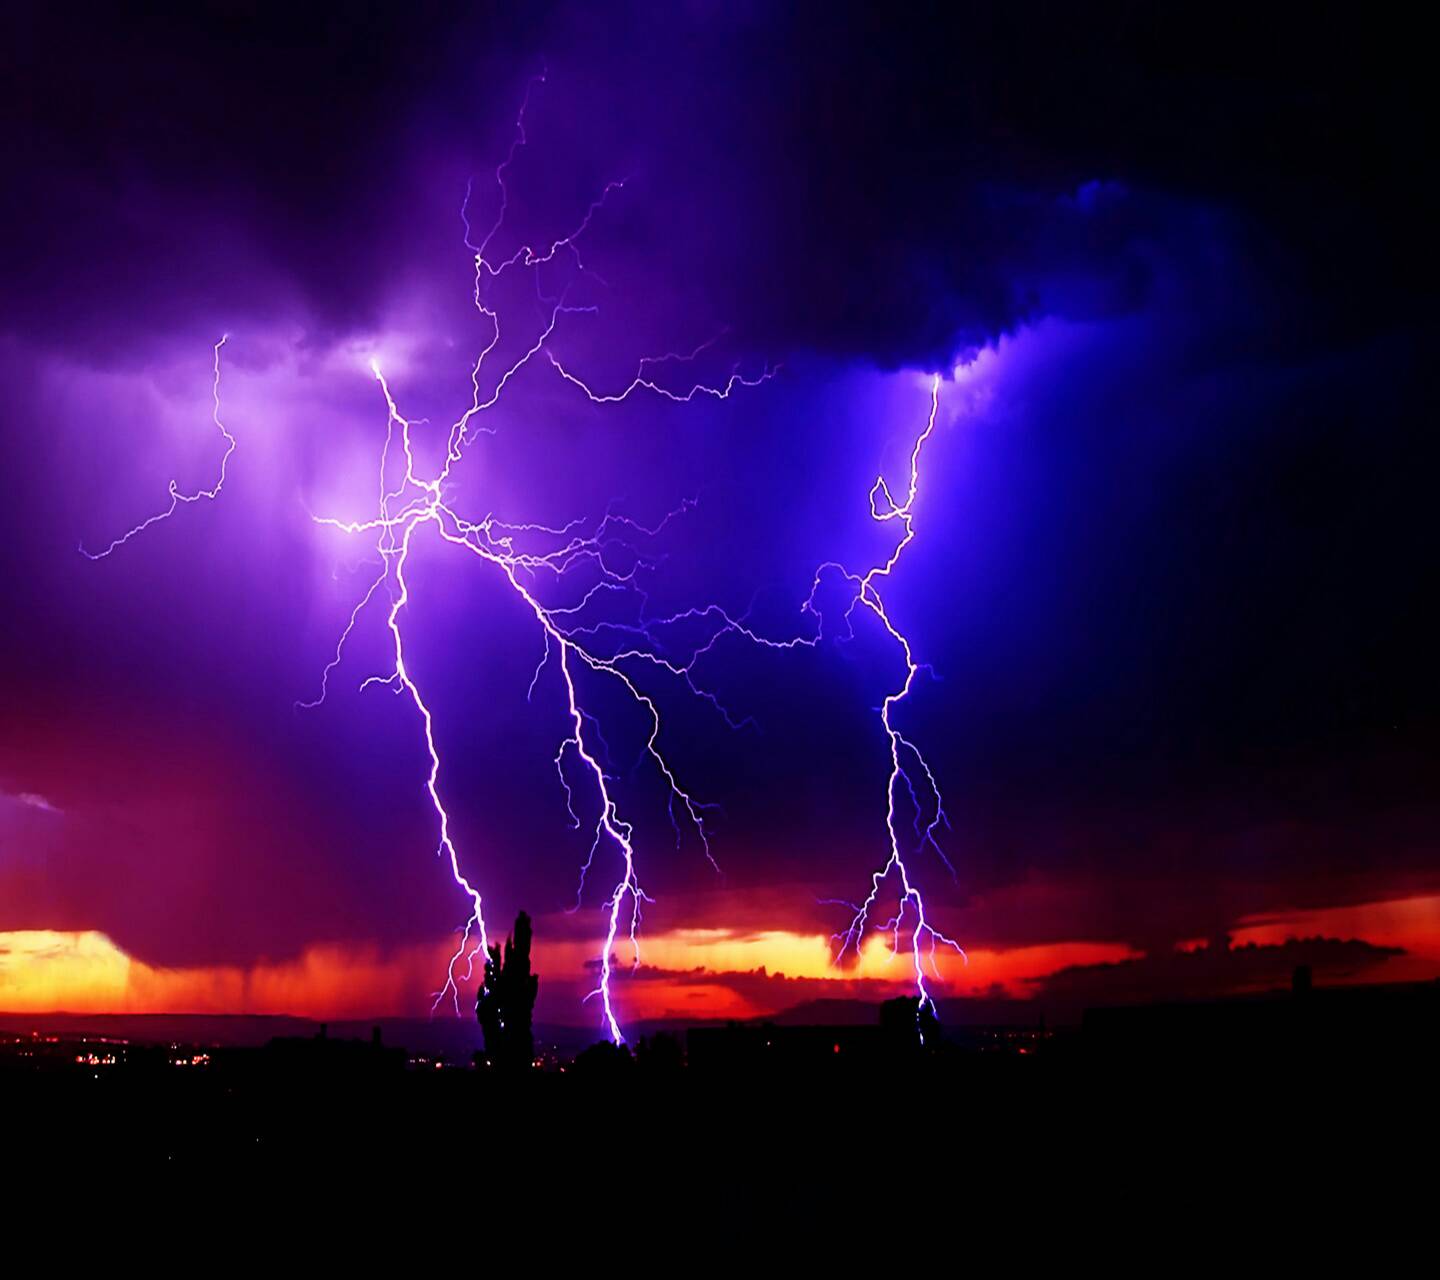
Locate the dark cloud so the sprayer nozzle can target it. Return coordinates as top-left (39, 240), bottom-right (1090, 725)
top-left (546, 0), bottom-right (1434, 367)
top-left (0, 2), bottom-right (1433, 1009)
top-left (1031, 936), bottom-right (1404, 1009)
top-left (1, 2), bottom-right (511, 353)
top-left (5, 2), bottom-right (1430, 366)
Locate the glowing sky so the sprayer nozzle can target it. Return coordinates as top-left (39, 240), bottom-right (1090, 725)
top-left (1, 3), bottom-right (1435, 1029)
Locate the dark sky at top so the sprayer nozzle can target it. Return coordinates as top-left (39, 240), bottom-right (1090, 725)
top-left (0, 1), bottom-right (1435, 1015)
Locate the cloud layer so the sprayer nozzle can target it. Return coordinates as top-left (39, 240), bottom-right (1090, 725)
top-left (1, 3), bottom-right (1434, 1025)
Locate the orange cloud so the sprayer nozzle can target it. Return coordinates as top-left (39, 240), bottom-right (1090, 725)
top-left (0, 930), bottom-right (455, 1018)
top-left (576, 927), bottom-right (1139, 996)
top-left (528, 926), bottom-right (1146, 1022)
top-left (2, 924), bottom-right (1145, 1022)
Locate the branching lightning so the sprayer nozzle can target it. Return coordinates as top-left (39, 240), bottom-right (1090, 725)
top-left (88, 74), bottom-right (964, 1042)
top-left (303, 75), bottom-right (777, 1041)
top-left (630, 372), bottom-right (969, 1030)
top-left (807, 375), bottom-right (968, 1029)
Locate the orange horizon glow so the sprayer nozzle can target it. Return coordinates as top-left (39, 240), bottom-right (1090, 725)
top-left (3, 895), bottom-right (1433, 1022)
top-left (0, 930), bottom-right (457, 1019)
top-left (1231, 894), bottom-right (1440, 985)
top-left (0, 926), bottom-right (1135, 1020)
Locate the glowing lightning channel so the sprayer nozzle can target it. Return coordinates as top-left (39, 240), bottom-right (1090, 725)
top-left (812, 374), bottom-right (968, 1030)
top-left (82, 336), bottom-right (232, 559)
top-left (307, 78), bottom-right (774, 1038)
top-left (555, 373), bottom-right (969, 1031)
top-left (87, 77), bottom-right (964, 1043)
top-left (613, 376), bottom-right (969, 1024)
top-left (314, 357), bottom-right (746, 1031)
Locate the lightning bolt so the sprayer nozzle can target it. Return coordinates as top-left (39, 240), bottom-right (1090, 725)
top-left (309, 360), bottom-right (756, 1035)
top-left (87, 74), bottom-right (964, 1044)
top-left (82, 335), bottom-right (232, 559)
top-left (306, 76), bottom-right (774, 1040)
top-left (538, 372), bottom-right (969, 1034)
top-left (811, 374), bottom-right (968, 1033)
top-left (623, 374), bottom-right (968, 1031)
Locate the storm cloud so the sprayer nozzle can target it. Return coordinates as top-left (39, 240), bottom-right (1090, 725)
top-left (1, 2), bottom-right (1434, 1020)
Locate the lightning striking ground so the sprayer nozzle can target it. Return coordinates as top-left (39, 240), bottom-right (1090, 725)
top-left (810, 375), bottom-right (968, 1026)
top-left (87, 77), bottom-right (963, 1041)
top-left (305, 77), bottom-right (777, 1039)
top-left (632, 374), bottom-right (968, 1029)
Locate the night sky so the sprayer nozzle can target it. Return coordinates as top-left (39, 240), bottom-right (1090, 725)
top-left (2, 2), bottom-right (1435, 1030)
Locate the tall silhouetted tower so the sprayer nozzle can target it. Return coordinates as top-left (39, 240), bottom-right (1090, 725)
top-left (476, 911), bottom-right (539, 1071)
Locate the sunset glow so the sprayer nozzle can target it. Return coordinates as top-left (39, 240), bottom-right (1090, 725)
top-left (12, 905), bottom-right (1432, 1023)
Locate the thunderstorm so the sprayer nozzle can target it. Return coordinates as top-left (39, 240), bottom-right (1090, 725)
top-left (84, 79), bottom-right (963, 1041)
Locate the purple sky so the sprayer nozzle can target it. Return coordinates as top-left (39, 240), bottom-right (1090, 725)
top-left (2, 2), bottom-right (1435, 1025)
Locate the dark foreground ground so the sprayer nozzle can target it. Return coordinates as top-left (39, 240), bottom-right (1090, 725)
top-left (6, 1048), bottom-right (1433, 1259)
top-left (10, 1042), bottom-right (1431, 1167)
top-left (7, 983), bottom-right (1435, 1242)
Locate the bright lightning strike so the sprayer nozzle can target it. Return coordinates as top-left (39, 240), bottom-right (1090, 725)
top-left (88, 75), bottom-right (965, 1043)
top-left (810, 375), bottom-right (968, 1032)
top-left (306, 75), bottom-right (774, 1041)
top-left (552, 372), bottom-right (969, 1035)
top-left (633, 374), bottom-right (969, 1032)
